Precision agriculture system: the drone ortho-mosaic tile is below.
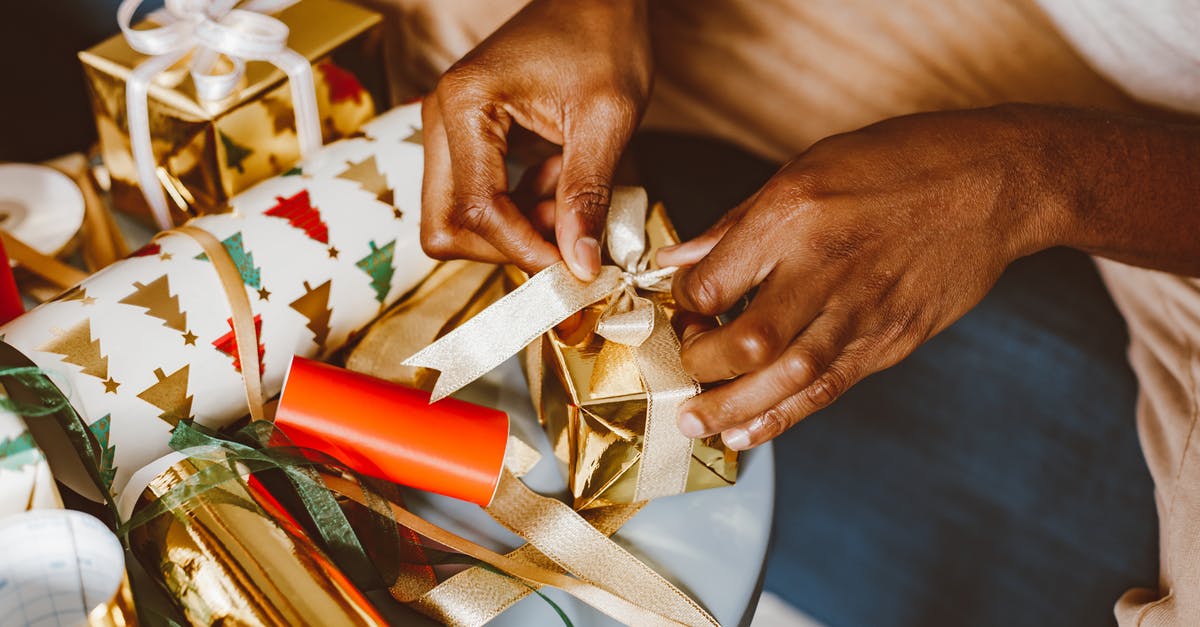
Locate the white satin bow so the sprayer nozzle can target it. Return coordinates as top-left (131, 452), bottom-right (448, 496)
top-left (118, 0), bottom-right (322, 230)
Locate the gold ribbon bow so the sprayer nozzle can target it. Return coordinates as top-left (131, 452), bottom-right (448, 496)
top-left (404, 187), bottom-right (698, 501)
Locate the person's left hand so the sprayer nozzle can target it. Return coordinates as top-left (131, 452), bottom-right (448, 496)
top-left (657, 105), bottom-right (1066, 450)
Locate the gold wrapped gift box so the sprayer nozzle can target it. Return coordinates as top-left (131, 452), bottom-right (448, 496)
top-left (521, 204), bottom-right (738, 511)
top-left (79, 0), bottom-right (386, 226)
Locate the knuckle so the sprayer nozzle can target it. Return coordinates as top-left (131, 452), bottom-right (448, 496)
top-left (806, 366), bottom-right (851, 409)
top-left (451, 198), bottom-right (496, 236)
top-left (778, 349), bottom-right (819, 391)
top-left (420, 230), bottom-right (459, 260)
top-left (562, 176), bottom-right (612, 222)
top-left (591, 95), bottom-right (639, 127)
top-left (680, 270), bottom-right (726, 316)
top-left (732, 325), bottom-right (779, 370)
top-left (753, 405), bottom-right (793, 440)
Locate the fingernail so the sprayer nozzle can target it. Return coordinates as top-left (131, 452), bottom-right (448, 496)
top-left (572, 237), bottom-right (601, 280)
top-left (677, 411), bottom-right (706, 438)
top-left (723, 428), bottom-right (751, 451)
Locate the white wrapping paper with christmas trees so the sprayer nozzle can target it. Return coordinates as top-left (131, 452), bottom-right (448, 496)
top-left (0, 405), bottom-right (62, 517)
top-left (0, 103), bottom-right (436, 500)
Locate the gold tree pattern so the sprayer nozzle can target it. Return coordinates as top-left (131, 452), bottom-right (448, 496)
top-left (337, 155), bottom-right (394, 206)
top-left (289, 280), bottom-right (332, 351)
top-left (118, 275), bottom-right (189, 336)
top-left (137, 365), bottom-right (193, 427)
top-left (39, 320), bottom-right (110, 382)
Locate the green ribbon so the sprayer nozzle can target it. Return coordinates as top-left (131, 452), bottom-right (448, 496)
top-left (0, 342), bottom-right (120, 518)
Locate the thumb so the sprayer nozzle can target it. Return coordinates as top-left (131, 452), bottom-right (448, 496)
top-left (556, 105), bottom-right (635, 281)
top-left (656, 189), bottom-right (759, 267)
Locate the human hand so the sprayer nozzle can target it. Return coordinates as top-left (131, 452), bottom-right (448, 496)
top-left (420, 0), bottom-right (652, 280)
top-left (658, 106), bottom-right (1066, 450)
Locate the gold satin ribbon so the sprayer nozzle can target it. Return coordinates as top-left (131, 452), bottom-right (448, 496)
top-left (323, 474), bottom-right (691, 627)
top-left (166, 226), bottom-right (267, 423)
top-left (404, 187), bottom-right (698, 502)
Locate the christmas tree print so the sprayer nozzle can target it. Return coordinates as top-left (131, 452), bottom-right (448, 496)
top-left (402, 127), bottom-right (423, 146)
top-left (87, 414), bottom-right (117, 492)
top-left (118, 275), bottom-right (189, 337)
top-left (130, 243), bottom-right (161, 257)
top-left (219, 131), bottom-right (254, 174)
top-left (52, 285), bottom-right (95, 306)
top-left (356, 240), bottom-right (396, 304)
top-left (262, 95), bottom-right (296, 136)
top-left (337, 156), bottom-right (394, 206)
top-left (137, 366), bottom-right (193, 427)
top-left (212, 315), bottom-right (265, 374)
top-left (39, 320), bottom-right (113, 388)
top-left (0, 431), bottom-right (40, 472)
top-left (289, 280), bottom-right (332, 351)
top-left (318, 61), bottom-right (366, 105)
top-left (195, 232), bottom-right (262, 289)
top-left (265, 190), bottom-right (329, 244)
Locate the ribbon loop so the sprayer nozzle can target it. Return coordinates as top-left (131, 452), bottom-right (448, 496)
top-left (117, 0), bottom-right (318, 230)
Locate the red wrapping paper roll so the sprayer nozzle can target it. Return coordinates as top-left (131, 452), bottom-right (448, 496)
top-left (275, 356), bottom-right (509, 506)
top-left (0, 238), bottom-right (23, 325)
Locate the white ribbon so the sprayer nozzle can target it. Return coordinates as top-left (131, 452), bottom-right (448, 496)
top-left (118, 0), bottom-right (321, 230)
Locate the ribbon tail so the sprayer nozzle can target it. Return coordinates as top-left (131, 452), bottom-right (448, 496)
top-left (403, 263), bottom-right (620, 402)
top-left (128, 51), bottom-right (188, 231)
top-left (632, 306), bottom-right (699, 501)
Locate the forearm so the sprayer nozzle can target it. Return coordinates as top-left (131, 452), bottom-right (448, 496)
top-left (1029, 105), bottom-right (1200, 276)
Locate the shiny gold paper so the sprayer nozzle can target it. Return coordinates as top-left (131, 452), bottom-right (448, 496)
top-left (520, 205), bottom-right (738, 511)
top-left (346, 260), bottom-right (505, 391)
top-left (79, 0), bottom-right (386, 226)
top-left (126, 456), bottom-right (386, 626)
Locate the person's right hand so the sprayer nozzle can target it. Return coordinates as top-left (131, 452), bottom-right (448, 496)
top-left (420, 0), bottom-right (652, 281)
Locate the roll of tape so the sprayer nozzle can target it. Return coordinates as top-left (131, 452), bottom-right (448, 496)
top-left (0, 164), bottom-right (86, 258)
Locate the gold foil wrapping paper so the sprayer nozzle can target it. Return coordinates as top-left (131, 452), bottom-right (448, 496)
top-left (346, 260), bottom-right (505, 391)
top-left (521, 205), bottom-right (738, 510)
top-left (79, 0), bottom-right (386, 226)
top-left (124, 454), bottom-right (385, 626)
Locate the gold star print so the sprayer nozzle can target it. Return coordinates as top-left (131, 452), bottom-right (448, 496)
top-left (103, 378), bottom-right (121, 394)
top-left (160, 252), bottom-right (173, 261)
top-left (392, 207), bottom-right (404, 220)
top-left (327, 246), bottom-right (340, 259)
top-left (182, 330), bottom-right (198, 346)
top-left (257, 287), bottom-right (272, 301)
top-left (80, 296), bottom-right (97, 306)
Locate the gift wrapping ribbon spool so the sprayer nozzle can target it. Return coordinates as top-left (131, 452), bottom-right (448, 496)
top-left (118, 0), bottom-right (321, 230)
top-left (404, 186), bottom-right (699, 501)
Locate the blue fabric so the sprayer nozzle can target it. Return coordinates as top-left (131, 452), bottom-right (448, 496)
top-left (762, 247), bottom-right (1158, 627)
top-left (635, 133), bottom-right (1159, 627)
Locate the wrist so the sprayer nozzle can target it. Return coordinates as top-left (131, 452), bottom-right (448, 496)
top-left (986, 104), bottom-right (1077, 259)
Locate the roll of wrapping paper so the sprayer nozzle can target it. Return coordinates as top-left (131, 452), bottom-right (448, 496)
top-left (0, 103), bottom-right (436, 501)
top-left (121, 451), bottom-right (385, 626)
top-left (0, 510), bottom-right (136, 627)
top-left (274, 356), bottom-right (509, 506)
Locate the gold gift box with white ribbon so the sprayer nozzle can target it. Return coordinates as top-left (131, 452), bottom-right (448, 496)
top-left (79, 0), bottom-right (385, 227)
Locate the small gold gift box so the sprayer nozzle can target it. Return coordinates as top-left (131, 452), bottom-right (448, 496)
top-left (520, 204), bottom-right (738, 511)
top-left (79, 0), bottom-right (386, 226)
